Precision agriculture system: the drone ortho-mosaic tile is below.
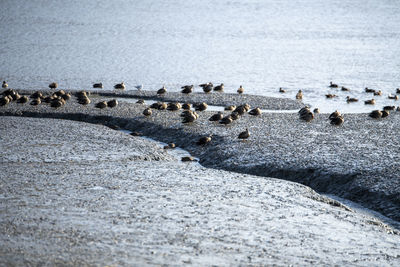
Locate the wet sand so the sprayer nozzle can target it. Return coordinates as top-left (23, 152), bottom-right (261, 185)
top-left (1, 116), bottom-right (399, 266)
top-left (1, 89), bottom-right (399, 223)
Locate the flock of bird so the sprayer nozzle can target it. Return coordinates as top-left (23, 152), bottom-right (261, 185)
top-left (1, 80), bottom-right (399, 161)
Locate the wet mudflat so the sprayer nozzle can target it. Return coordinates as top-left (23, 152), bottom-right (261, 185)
top-left (1, 116), bottom-right (399, 266)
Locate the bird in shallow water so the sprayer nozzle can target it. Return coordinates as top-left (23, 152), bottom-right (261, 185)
top-left (365, 87), bottom-right (375, 93)
top-left (388, 94), bottom-right (399, 100)
top-left (364, 99), bottom-right (376, 105)
top-left (313, 108), bottom-right (320, 114)
top-left (114, 82), bottom-right (125, 90)
top-left (296, 90), bottom-right (303, 99)
top-left (383, 106), bottom-right (395, 111)
top-left (237, 85), bottom-right (244, 94)
top-left (2, 81), bottom-right (8, 88)
top-left (396, 88), bottom-right (400, 94)
top-left (214, 83), bottom-right (224, 92)
top-left (93, 83), bottom-right (103, 88)
top-left (373, 90), bottom-right (382, 96)
top-left (329, 81), bottom-right (338, 88)
top-left (238, 128), bottom-right (250, 140)
top-left (157, 86), bottom-right (167, 95)
top-left (279, 87), bottom-right (286, 93)
top-left (346, 96), bottom-right (358, 103)
top-left (196, 134), bottom-right (212, 146)
top-left (341, 86), bottom-right (350, 91)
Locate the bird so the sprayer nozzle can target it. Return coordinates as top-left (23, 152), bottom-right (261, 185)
top-left (143, 108), bottom-right (152, 116)
top-left (135, 84), bottom-right (143, 90)
top-left (61, 93), bottom-right (71, 101)
top-left (381, 110), bottom-right (390, 118)
top-left (181, 156), bottom-right (197, 162)
top-left (164, 143), bottom-right (176, 149)
top-left (313, 108), bottom-right (320, 114)
top-left (219, 115), bottom-right (233, 125)
top-left (388, 94), bottom-right (399, 100)
top-left (329, 110), bottom-right (341, 120)
top-left (300, 111), bottom-right (314, 122)
top-left (182, 103), bottom-right (191, 110)
top-left (167, 102), bottom-right (181, 111)
top-left (330, 116), bottom-right (344, 125)
top-left (298, 106), bottom-right (311, 115)
top-left (181, 85), bottom-right (193, 94)
top-left (136, 99), bottom-right (145, 104)
top-left (130, 131), bottom-right (143, 136)
top-left (238, 128), bottom-right (250, 140)
top-left (95, 101), bottom-right (107, 109)
top-left (30, 98), bottom-right (41, 106)
top-left (157, 86), bottom-right (167, 95)
top-left (364, 99), bottom-right (376, 105)
top-left (279, 87), bottom-right (286, 93)
top-left (248, 107), bottom-right (262, 116)
top-left (17, 96), bottom-right (29, 104)
top-left (199, 82), bottom-right (210, 88)
top-left (230, 112), bottom-right (240, 121)
top-left (341, 86), bottom-right (350, 91)
top-left (396, 88), bottom-right (400, 94)
top-left (203, 83), bottom-right (213, 93)
top-left (225, 105), bottom-right (236, 111)
top-left (114, 82), bottom-right (125, 90)
top-left (233, 105), bottom-right (248, 115)
top-left (196, 135), bottom-right (212, 146)
top-left (214, 83), bottom-right (224, 92)
top-left (182, 111), bottom-right (198, 123)
top-left (50, 99), bottom-right (63, 108)
top-left (237, 85), bottom-right (244, 94)
top-left (346, 96), bottom-right (358, 103)
top-left (369, 110), bottom-right (382, 119)
top-left (0, 96), bottom-right (10, 106)
top-left (383, 106), bottom-right (395, 111)
top-left (93, 83), bottom-right (103, 88)
top-left (78, 97), bottom-right (90, 105)
top-left (107, 99), bottom-right (118, 108)
top-left (329, 82), bottom-right (338, 88)
top-left (209, 112), bottom-right (223, 121)
top-left (49, 82), bottom-right (58, 89)
top-left (2, 81), bottom-right (8, 88)
top-left (30, 91), bottom-right (43, 99)
top-left (365, 87), bottom-right (375, 93)
top-left (373, 90), bottom-right (382, 96)
top-left (194, 102), bottom-right (208, 111)
top-left (296, 90), bottom-right (303, 99)
top-left (157, 102), bottom-right (167, 110)
top-left (325, 94), bottom-right (337, 98)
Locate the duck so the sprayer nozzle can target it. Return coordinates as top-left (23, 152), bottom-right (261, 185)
top-left (196, 135), bottom-right (212, 146)
top-left (364, 99), bottom-right (376, 105)
top-left (330, 116), bottom-right (344, 126)
top-left (150, 102), bottom-right (162, 109)
top-left (93, 83), bottom-right (103, 88)
top-left (230, 112), bottom-right (241, 121)
top-left (346, 96), bottom-right (358, 103)
top-left (279, 87), bottom-right (286, 93)
top-left (329, 81), bottom-right (338, 88)
top-left (182, 103), bottom-right (191, 110)
top-left (313, 108), bottom-right (320, 114)
top-left (388, 94), bottom-right (399, 100)
top-left (157, 102), bottom-right (167, 110)
top-left (107, 99), bottom-right (118, 108)
top-left (396, 88), bottom-right (400, 94)
top-left (300, 111), bottom-right (314, 122)
top-left (298, 106), bottom-right (311, 116)
top-left (194, 102), bottom-right (208, 111)
top-left (381, 110), bottom-right (389, 118)
top-left (248, 107), bottom-right (262, 116)
top-left (76, 91), bottom-right (88, 99)
top-left (17, 95), bottom-right (29, 104)
top-left (341, 86), bottom-right (350, 91)
top-left (182, 111), bottom-right (198, 123)
top-left (373, 90), bottom-right (382, 96)
top-left (225, 105), bottom-right (236, 111)
top-left (383, 106), bottom-right (395, 111)
top-left (167, 102), bottom-right (181, 111)
top-left (0, 96), bottom-right (10, 106)
top-left (164, 143), bottom-right (176, 149)
top-left (95, 101), bottom-right (108, 109)
top-left (209, 112), bottom-right (223, 121)
top-left (136, 99), bottom-right (145, 104)
top-left (30, 91), bottom-right (43, 99)
top-left (157, 86), bottom-right (167, 95)
top-left (199, 82), bottom-right (211, 88)
top-left (143, 108), bottom-right (152, 116)
top-left (181, 85), bottom-right (193, 94)
top-left (238, 128), bottom-right (250, 140)
top-left (49, 82), bottom-right (58, 89)
top-left (61, 93), bottom-right (71, 101)
top-left (2, 81), bottom-right (8, 88)
top-left (295, 90), bottom-right (303, 99)
top-left (219, 115), bottom-right (233, 125)
top-left (365, 87), bottom-right (375, 93)
top-left (369, 110), bottom-right (382, 119)
top-left (30, 98), bottom-right (41, 106)
top-left (329, 110), bottom-right (341, 119)
top-left (325, 94), bottom-right (337, 98)
top-left (397, 106), bottom-right (400, 111)
top-left (233, 105), bottom-right (247, 115)
top-left (78, 97), bottom-right (91, 105)
top-left (213, 83), bottom-right (224, 92)
top-left (114, 82), bottom-right (125, 90)
top-left (237, 85), bottom-right (244, 94)
top-left (181, 156), bottom-right (197, 162)
top-left (130, 131), bottom-right (143, 136)
top-left (203, 83), bottom-right (213, 93)
top-left (50, 99), bottom-right (63, 108)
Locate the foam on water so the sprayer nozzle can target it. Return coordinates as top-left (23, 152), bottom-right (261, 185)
top-left (1, 0), bottom-right (399, 113)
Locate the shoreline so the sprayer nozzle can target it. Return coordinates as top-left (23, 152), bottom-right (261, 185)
top-left (1, 89), bottom-right (399, 223)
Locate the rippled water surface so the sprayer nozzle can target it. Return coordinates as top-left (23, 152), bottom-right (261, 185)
top-left (1, 0), bottom-right (399, 112)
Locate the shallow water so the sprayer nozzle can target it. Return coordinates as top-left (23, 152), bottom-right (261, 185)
top-left (1, 0), bottom-right (399, 113)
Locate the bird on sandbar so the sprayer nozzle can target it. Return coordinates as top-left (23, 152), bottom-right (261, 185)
top-left (51, 99), bottom-right (63, 108)
top-left (182, 111), bottom-right (198, 123)
top-left (181, 85), bottom-right (193, 94)
top-left (107, 99), bottom-right (118, 108)
top-left (313, 108), bottom-right (320, 114)
top-left (296, 90), bottom-right (303, 99)
top-left (230, 112), bottom-right (240, 121)
top-left (49, 82), bottom-right (58, 90)
top-left (181, 156), bottom-right (197, 162)
top-left (209, 112), bottom-right (223, 121)
top-left (114, 82), bottom-right (125, 90)
top-left (219, 115), bottom-right (233, 125)
top-left (182, 103), bottom-right (191, 110)
top-left (237, 85), bottom-right (244, 94)
top-left (136, 99), bottom-right (145, 104)
top-left (300, 110), bottom-right (314, 122)
top-left (95, 101), bottom-right (107, 109)
top-left (329, 81), bottom-right (338, 88)
top-left (213, 83), bottom-right (224, 92)
top-left (225, 105), bottom-right (236, 111)
top-left (2, 81), bottom-right (8, 88)
top-left (330, 116), bottom-right (344, 126)
top-left (143, 108), bottom-right (152, 116)
top-left (93, 83), bottom-right (103, 88)
top-left (17, 95), bottom-right (29, 104)
top-left (196, 134), bottom-right (212, 146)
top-left (164, 143), bottom-right (176, 149)
top-left (203, 83), bottom-right (213, 93)
top-left (248, 107), bottom-right (262, 116)
top-left (167, 102), bottom-right (181, 111)
top-left (157, 86), bottom-right (167, 95)
top-left (364, 99), bottom-right (376, 105)
top-left (30, 98), bottom-right (41, 106)
top-left (369, 110), bottom-right (382, 119)
top-left (195, 102), bottom-right (208, 111)
top-left (238, 128), bottom-right (250, 140)
top-left (329, 110), bottom-right (341, 120)
top-left (157, 102), bottom-right (167, 110)
top-left (381, 110), bottom-right (390, 118)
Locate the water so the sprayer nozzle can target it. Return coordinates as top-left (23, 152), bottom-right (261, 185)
top-left (1, 0), bottom-right (399, 113)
